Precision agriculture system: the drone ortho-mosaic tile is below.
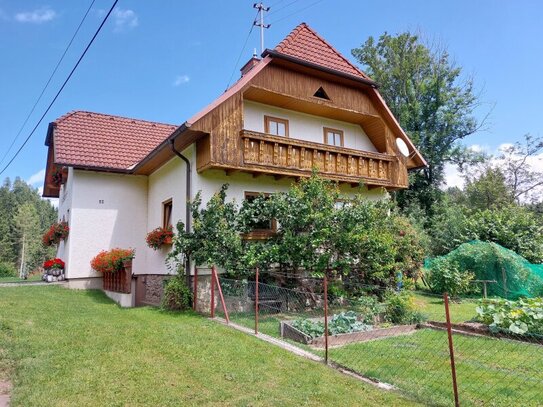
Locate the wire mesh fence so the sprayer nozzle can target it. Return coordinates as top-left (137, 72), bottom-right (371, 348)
top-left (200, 268), bottom-right (543, 406)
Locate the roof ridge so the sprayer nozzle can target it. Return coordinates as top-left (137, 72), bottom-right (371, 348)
top-left (274, 22), bottom-right (370, 81)
top-left (56, 110), bottom-right (177, 128)
top-left (300, 23), bottom-right (369, 80)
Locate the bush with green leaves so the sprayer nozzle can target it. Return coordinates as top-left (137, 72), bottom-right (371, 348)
top-left (161, 276), bottom-right (192, 311)
top-left (355, 296), bottom-right (385, 324)
top-left (0, 262), bottom-right (16, 277)
top-left (384, 291), bottom-right (426, 324)
top-left (169, 174), bottom-right (426, 291)
top-left (431, 204), bottom-right (543, 263)
top-left (426, 257), bottom-right (475, 298)
top-left (476, 297), bottom-right (543, 336)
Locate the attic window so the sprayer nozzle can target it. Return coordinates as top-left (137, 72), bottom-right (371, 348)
top-left (313, 87), bottom-right (330, 100)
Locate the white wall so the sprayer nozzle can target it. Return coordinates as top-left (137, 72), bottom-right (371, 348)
top-left (243, 100), bottom-right (377, 152)
top-left (145, 154), bottom-right (189, 276)
top-left (56, 167), bottom-right (74, 267)
top-left (65, 170), bottom-right (148, 279)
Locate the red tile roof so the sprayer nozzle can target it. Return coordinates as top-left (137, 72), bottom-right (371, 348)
top-left (51, 111), bottom-right (177, 170)
top-left (274, 22), bottom-right (370, 80)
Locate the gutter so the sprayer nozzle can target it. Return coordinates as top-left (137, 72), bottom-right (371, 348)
top-left (169, 128), bottom-right (192, 290)
top-left (262, 49), bottom-right (379, 88)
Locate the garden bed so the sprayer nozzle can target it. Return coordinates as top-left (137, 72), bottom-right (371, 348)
top-left (280, 316), bottom-right (418, 348)
top-left (424, 320), bottom-right (543, 345)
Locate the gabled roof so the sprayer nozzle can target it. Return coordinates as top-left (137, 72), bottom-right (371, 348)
top-left (272, 22), bottom-right (371, 82)
top-left (48, 111), bottom-right (176, 171)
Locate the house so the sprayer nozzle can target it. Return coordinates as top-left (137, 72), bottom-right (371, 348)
top-left (42, 23), bottom-right (426, 307)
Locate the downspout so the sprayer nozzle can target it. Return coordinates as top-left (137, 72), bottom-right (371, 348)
top-left (169, 137), bottom-right (192, 290)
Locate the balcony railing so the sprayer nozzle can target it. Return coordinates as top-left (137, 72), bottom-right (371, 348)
top-left (241, 130), bottom-right (400, 186)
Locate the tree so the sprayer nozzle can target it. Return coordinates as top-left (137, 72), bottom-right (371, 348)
top-left (0, 177), bottom-right (57, 274)
top-left (352, 32), bottom-right (484, 214)
top-left (14, 203), bottom-right (42, 277)
top-left (499, 134), bottom-right (543, 203)
top-left (464, 167), bottom-right (514, 210)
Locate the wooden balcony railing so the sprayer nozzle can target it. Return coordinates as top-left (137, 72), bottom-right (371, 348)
top-left (241, 130), bottom-right (402, 186)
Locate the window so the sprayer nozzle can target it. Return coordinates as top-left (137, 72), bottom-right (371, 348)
top-left (264, 115), bottom-right (289, 137)
top-left (313, 87), bottom-right (330, 100)
top-left (243, 192), bottom-right (276, 239)
top-left (163, 199), bottom-right (173, 228)
top-left (323, 127), bottom-right (344, 147)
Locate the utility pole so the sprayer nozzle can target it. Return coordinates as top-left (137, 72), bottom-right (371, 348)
top-left (253, 2), bottom-right (270, 54)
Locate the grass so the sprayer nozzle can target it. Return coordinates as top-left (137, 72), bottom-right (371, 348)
top-left (413, 291), bottom-right (479, 323)
top-left (0, 286), bottom-right (421, 407)
top-left (0, 274), bottom-right (43, 283)
top-left (329, 328), bottom-right (543, 406)
top-left (224, 292), bottom-right (542, 406)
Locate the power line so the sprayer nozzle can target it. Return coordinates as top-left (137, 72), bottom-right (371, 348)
top-left (268, 0), bottom-right (325, 24)
top-left (224, 9), bottom-right (260, 91)
top-left (267, 0), bottom-right (301, 17)
top-left (0, 0), bottom-right (96, 167)
top-left (0, 0), bottom-right (119, 177)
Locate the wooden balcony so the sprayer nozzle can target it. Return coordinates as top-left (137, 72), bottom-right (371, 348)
top-left (240, 130), bottom-right (407, 188)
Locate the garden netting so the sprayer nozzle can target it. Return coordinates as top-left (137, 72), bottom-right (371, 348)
top-left (425, 240), bottom-right (543, 299)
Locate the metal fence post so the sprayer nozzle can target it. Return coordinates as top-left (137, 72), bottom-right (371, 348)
top-left (324, 271), bottom-right (329, 364)
top-left (255, 267), bottom-right (259, 335)
top-left (444, 292), bottom-right (460, 407)
top-left (193, 266), bottom-right (198, 311)
top-left (210, 266), bottom-right (215, 318)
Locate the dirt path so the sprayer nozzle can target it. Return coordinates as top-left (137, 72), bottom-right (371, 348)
top-left (0, 379), bottom-right (10, 407)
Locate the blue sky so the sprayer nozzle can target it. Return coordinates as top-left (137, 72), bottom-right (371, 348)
top-left (1, 0), bottom-right (542, 192)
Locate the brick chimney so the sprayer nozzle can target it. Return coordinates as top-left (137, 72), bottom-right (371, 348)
top-left (240, 50), bottom-right (261, 77)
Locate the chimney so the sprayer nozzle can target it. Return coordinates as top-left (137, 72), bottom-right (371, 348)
top-left (240, 49), bottom-right (260, 77)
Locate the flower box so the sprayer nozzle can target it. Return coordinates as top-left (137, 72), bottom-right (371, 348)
top-left (102, 260), bottom-right (132, 294)
top-left (42, 221), bottom-right (69, 246)
top-left (90, 248), bottom-right (135, 294)
top-left (146, 226), bottom-right (174, 250)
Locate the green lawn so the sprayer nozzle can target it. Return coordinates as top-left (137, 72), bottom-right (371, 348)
top-left (0, 274), bottom-right (43, 284)
top-left (329, 328), bottom-right (543, 406)
top-left (413, 291), bottom-right (479, 323)
top-left (0, 286), bottom-right (420, 406)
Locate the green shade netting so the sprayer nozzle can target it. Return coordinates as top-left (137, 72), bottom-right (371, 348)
top-left (425, 240), bottom-right (543, 299)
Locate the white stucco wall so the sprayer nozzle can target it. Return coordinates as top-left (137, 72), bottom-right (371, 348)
top-left (56, 167), bottom-right (74, 267)
top-left (243, 100), bottom-right (377, 152)
top-left (65, 170), bottom-right (148, 279)
top-left (145, 153), bottom-right (190, 276)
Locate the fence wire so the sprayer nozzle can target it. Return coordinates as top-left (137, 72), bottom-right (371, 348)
top-left (203, 271), bottom-right (543, 406)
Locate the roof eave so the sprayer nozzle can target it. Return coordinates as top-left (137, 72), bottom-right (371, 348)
top-left (262, 49), bottom-right (378, 88)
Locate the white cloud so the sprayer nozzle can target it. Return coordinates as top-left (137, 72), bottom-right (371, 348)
top-left (172, 75), bottom-right (190, 86)
top-left (15, 7), bottom-right (57, 23)
top-left (112, 7), bottom-right (138, 32)
top-left (27, 169), bottom-right (46, 186)
top-left (442, 163), bottom-right (465, 190)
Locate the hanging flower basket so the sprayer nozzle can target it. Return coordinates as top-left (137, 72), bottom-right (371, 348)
top-left (91, 248), bottom-right (135, 293)
top-left (42, 221), bottom-right (69, 246)
top-left (145, 226), bottom-right (174, 250)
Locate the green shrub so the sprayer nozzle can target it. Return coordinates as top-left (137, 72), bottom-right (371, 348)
top-left (426, 257), bottom-right (475, 298)
top-left (0, 262), bottom-right (17, 277)
top-left (161, 276), bottom-right (192, 311)
top-left (384, 291), bottom-right (426, 324)
top-left (355, 296), bottom-right (385, 324)
top-left (476, 297), bottom-right (543, 336)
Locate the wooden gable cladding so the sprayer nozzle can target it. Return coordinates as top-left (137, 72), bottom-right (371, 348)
top-left (245, 64), bottom-right (393, 152)
top-left (189, 60), bottom-right (410, 189)
top-left (191, 92), bottom-right (244, 168)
